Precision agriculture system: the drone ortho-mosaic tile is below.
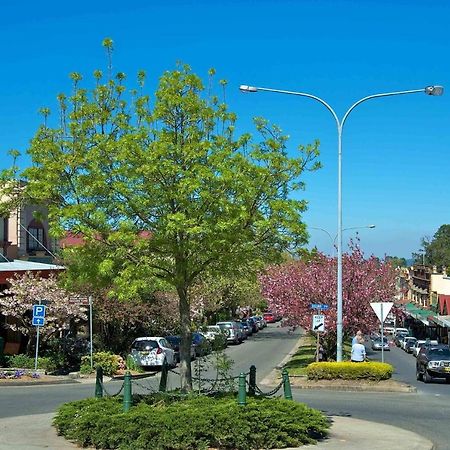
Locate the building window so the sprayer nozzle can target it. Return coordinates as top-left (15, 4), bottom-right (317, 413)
top-left (27, 221), bottom-right (46, 252)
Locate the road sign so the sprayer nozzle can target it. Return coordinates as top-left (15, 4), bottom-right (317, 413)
top-left (310, 304), bottom-right (329, 311)
top-left (312, 314), bottom-right (325, 332)
top-left (32, 316), bottom-right (45, 327)
top-left (370, 302), bottom-right (393, 323)
top-left (33, 304), bottom-right (46, 318)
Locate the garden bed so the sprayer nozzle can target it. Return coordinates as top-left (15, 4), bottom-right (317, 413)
top-left (54, 393), bottom-right (330, 450)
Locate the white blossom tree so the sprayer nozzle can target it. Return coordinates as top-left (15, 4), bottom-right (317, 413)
top-left (0, 272), bottom-right (87, 354)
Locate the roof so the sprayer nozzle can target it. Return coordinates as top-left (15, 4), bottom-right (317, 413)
top-left (0, 260), bottom-right (65, 272)
top-left (0, 259), bottom-right (65, 284)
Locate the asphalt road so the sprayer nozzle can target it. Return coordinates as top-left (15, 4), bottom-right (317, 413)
top-left (2, 327), bottom-right (450, 449)
top-left (0, 323), bottom-right (300, 418)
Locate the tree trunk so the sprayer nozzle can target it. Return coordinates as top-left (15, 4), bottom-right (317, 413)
top-left (177, 284), bottom-right (192, 391)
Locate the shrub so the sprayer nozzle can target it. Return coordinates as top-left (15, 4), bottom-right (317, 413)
top-left (306, 361), bottom-right (393, 381)
top-left (54, 394), bottom-right (329, 450)
top-left (5, 354), bottom-right (58, 373)
top-left (80, 352), bottom-right (122, 376)
top-left (125, 354), bottom-right (144, 373)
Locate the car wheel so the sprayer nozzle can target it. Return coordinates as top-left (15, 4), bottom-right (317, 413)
top-left (423, 371), bottom-right (433, 383)
top-left (416, 369), bottom-right (423, 381)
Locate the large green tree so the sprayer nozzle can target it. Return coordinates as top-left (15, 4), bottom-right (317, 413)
top-left (3, 41), bottom-right (320, 390)
top-left (418, 224), bottom-right (450, 269)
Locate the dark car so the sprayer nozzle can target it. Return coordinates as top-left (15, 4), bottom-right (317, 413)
top-left (246, 317), bottom-right (258, 333)
top-left (239, 320), bottom-right (252, 337)
top-left (394, 335), bottom-right (405, 348)
top-left (192, 332), bottom-right (211, 357)
top-left (416, 345), bottom-right (450, 383)
top-left (165, 335), bottom-right (196, 362)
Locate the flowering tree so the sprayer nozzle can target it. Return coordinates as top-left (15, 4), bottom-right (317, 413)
top-left (259, 243), bottom-right (397, 357)
top-left (0, 272), bottom-right (87, 355)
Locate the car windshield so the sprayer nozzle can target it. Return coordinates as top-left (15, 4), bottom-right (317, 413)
top-left (429, 348), bottom-right (450, 357)
top-left (132, 340), bottom-right (158, 351)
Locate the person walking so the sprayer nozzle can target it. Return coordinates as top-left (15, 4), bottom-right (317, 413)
top-left (351, 338), bottom-right (366, 362)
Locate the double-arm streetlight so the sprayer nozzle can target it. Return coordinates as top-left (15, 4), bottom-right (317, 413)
top-left (239, 83), bottom-right (444, 361)
top-left (310, 224), bottom-right (376, 251)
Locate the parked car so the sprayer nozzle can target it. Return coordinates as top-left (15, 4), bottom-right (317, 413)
top-left (253, 316), bottom-right (267, 328)
top-left (192, 332), bottom-right (211, 357)
top-left (216, 321), bottom-right (242, 344)
top-left (204, 325), bottom-right (224, 341)
top-left (236, 322), bottom-right (248, 340)
top-left (246, 317), bottom-right (259, 333)
top-left (394, 327), bottom-right (409, 337)
top-left (412, 339), bottom-right (439, 357)
top-left (416, 344), bottom-right (450, 383)
top-left (263, 312), bottom-right (276, 323)
top-left (371, 336), bottom-right (390, 351)
top-left (250, 316), bottom-right (263, 330)
top-left (165, 335), bottom-right (196, 363)
top-left (394, 334), bottom-right (405, 348)
top-left (131, 337), bottom-right (176, 369)
top-left (402, 337), bottom-right (417, 352)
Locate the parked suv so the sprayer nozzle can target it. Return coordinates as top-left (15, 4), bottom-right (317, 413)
top-left (416, 345), bottom-right (450, 383)
top-left (216, 321), bottom-right (242, 344)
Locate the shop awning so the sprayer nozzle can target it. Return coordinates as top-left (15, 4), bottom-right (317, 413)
top-left (405, 303), bottom-right (431, 324)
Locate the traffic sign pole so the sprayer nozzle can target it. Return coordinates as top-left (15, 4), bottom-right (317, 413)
top-left (34, 315), bottom-right (40, 372)
top-left (89, 295), bottom-right (93, 369)
top-left (381, 303), bottom-right (384, 363)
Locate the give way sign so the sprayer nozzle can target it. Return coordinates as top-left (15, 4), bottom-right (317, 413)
top-left (370, 302), bottom-right (393, 323)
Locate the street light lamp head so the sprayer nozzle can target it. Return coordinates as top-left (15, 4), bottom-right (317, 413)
top-left (425, 85), bottom-right (444, 96)
top-left (239, 85), bottom-right (258, 93)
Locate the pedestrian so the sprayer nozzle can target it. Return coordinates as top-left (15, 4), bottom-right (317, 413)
top-left (352, 330), bottom-right (363, 346)
top-left (351, 338), bottom-right (366, 362)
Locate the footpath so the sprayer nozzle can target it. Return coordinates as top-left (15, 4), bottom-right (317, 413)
top-left (0, 331), bottom-right (435, 449)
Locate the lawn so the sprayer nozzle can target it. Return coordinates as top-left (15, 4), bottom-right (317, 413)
top-left (282, 335), bottom-right (353, 376)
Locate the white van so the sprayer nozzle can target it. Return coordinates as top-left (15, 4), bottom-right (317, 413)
top-left (394, 328), bottom-right (409, 336)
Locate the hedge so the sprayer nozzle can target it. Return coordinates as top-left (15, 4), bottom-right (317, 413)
top-left (54, 394), bottom-right (329, 450)
top-left (306, 361), bottom-right (393, 381)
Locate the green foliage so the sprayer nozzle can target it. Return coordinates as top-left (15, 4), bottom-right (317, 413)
top-left (4, 45), bottom-right (320, 390)
top-left (306, 361), bottom-right (393, 381)
top-left (385, 255), bottom-right (407, 268)
top-left (418, 224), bottom-right (450, 268)
top-left (80, 352), bottom-right (122, 376)
top-left (5, 354), bottom-right (58, 373)
top-left (54, 394), bottom-right (329, 449)
top-left (125, 354), bottom-right (144, 373)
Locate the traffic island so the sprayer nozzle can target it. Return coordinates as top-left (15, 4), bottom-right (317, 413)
top-left (287, 376), bottom-right (416, 393)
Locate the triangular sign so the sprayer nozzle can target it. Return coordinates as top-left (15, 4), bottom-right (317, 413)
top-left (370, 302), bottom-right (393, 323)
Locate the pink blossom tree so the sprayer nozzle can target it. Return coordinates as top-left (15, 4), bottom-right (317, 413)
top-left (259, 243), bottom-right (397, 357)
top-left (0, 272), bottom-right (87, 355)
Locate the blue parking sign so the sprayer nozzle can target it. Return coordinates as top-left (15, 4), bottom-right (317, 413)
top-left (32, 316), bottom-right (45, 326)
top-left (33, 304), bottom-right (46, 318)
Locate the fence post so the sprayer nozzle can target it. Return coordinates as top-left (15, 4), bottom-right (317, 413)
top-left (282, 368), bottom-right (293, 400)
top-left (95, 366), bottom-right (103, 398)
top-left (159, 359), bottom-right (168, 392)
top-left (249, 365), bottom-right (256, 396)
top-left (237, 372), bottom-right (247, 406)
top-left (123, 371), bottom-right (132, 412)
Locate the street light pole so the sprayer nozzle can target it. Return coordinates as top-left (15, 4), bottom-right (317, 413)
top-left (240, 84), bottom-right (443, 361)
top-left (310, 225), bottom-right (376, 253)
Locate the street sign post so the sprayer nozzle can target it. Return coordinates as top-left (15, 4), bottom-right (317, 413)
top-left (32, 303), bottom-right (47, 371)
top-left (312, 314), bottom-right (325, 362)
top-left (370, 302), bottom-right (393, 363)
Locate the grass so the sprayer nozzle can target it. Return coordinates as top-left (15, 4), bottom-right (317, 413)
top-left (283, 335), bottom-right (316, 376)
top-left (282, 335), bottom-right (354, 376)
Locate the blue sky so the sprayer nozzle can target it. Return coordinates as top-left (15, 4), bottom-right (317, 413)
top-left (1, 0), bottom-right (448, 259)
